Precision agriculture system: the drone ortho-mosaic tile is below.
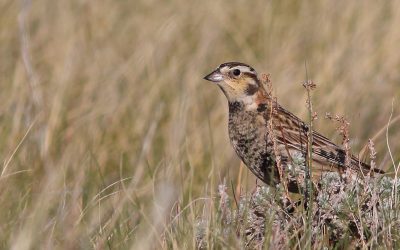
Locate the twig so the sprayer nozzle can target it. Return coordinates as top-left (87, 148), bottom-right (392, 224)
top-left (302, 61), bottom-right (316, 249)
top-left (262, 74), bottom-right (289, 197)
top-left (386, 99), bottom-right (398, 210)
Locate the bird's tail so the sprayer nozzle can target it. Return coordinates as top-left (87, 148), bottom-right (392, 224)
top-left (350, 155), bottom-right (385, 174)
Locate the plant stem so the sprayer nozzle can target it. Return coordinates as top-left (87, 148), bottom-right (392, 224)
top-left (304, 61), bottom-right (314, 249)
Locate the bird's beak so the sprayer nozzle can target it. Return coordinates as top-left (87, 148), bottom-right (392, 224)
top-left (203, 69), bottom-right (224, 82)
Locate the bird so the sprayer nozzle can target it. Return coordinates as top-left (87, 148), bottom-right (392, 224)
top-left (204, 62), bottom-right (384, 193)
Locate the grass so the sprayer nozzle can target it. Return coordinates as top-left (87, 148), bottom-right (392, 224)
top-left (0, 0), bottom-right (400, 249)
top-left (189, 175), bottom-right (400, 249)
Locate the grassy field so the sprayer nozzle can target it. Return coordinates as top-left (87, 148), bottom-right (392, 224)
top-left (0, 0), bottom-right (400, 248)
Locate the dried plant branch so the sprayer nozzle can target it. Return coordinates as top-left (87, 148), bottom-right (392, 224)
top-left (302, 61), bottom-right (316, 250)
top-left (262, 73), bottom-right (289, 197)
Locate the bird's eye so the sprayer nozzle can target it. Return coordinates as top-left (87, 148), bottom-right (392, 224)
top-left (232, 69), bottom-right (241, 76)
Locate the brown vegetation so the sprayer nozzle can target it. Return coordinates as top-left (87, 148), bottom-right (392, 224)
top-left (0, 0), bottom-right (399, 248)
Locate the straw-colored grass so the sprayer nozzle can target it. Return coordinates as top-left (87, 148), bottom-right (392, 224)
top-left (0, 0), bottom-right (399, 248)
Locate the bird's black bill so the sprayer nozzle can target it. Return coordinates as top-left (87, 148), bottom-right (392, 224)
top-left (203, 69), bottom-right (224, 82)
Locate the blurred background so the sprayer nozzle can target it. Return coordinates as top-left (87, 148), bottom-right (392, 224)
top-left (0, 0), bottom-right (399, 248)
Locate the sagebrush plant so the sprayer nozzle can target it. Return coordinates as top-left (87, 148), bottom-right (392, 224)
top-left (1, 0), bottom-right (400, 249)
top-left (187, 163), bottom-right (400, 249)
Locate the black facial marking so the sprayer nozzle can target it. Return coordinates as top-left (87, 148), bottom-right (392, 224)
top-left (257, 104), bottom-right (267, 112)
top-left (245, 84), bottom-right (259, 95)
top-left (242, 72), bottom-right (258, 78)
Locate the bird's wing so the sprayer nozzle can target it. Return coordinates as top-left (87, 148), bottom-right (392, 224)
top-left (270, 105), bottom-right (384, 174)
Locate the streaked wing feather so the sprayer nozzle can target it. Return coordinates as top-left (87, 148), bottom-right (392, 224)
top-left (271, 105), bottom-right (382, 174)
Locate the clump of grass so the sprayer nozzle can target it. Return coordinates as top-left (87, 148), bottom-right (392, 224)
top-left (1, 1), bottom-right (400, 249)
top-left (187, 162), bottom-right (400, 249)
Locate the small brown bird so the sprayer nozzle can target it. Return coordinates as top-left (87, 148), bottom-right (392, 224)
top-left (204, 62), bottom-right (383, 193)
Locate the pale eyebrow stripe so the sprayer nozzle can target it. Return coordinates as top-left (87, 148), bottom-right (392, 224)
top-left (231, 66), bottom-right (256, 74)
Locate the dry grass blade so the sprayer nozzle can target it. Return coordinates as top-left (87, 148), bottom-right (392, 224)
top-left (0, 0), bottom-right (398, 249)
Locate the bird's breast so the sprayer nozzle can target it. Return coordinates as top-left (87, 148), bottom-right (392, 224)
top-left (228, 110), bottom-right (271, 172)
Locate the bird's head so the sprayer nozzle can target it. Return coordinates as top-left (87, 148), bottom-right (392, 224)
top-left (204, 62), bottom-right (261, 104)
